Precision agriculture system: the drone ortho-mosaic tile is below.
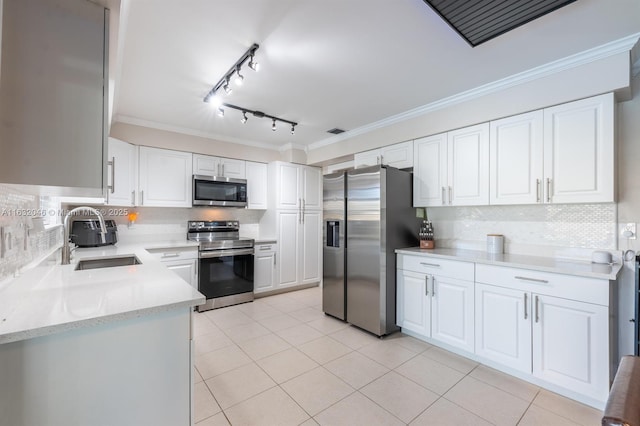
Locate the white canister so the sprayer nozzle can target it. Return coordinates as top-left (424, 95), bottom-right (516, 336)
top-left (487, 234), bottom-right (504, 254)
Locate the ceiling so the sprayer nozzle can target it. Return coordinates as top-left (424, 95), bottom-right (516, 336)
top-left (112, 0), bottom-right (640, 151)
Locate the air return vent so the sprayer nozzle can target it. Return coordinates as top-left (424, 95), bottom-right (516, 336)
top-left (423, 0), bottom-right (577, 47)
top-left (327, 128), bottom-right (346, 135)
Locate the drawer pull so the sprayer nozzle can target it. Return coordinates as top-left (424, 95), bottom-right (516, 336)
top-left (515, 276), bottom-right (548, 284)
top-left (524, 293), bottom-right (528, 320)
top-left (260, 246), bottom-right (272, 250)
top-left (441, 187), bottom-right (446, 205)
top-left (420, 262), bottom-right (441, 268)
top-left (535, 295), bottom-right (540, 323)
top-left (162, 253), bottom-right (181, 258)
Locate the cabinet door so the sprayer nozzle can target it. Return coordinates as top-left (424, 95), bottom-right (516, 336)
top-left (448, 123), bottom-right (489, 206)
top-left (489, 111), bottom-right (543, 205)
top-left (246, 161), bottom-right (268, 209)
top-left (543, 93), bottom-right (614, 203)
top-left (300, 211), bottom-right (321, 285)
top-left (475, 283), bottom-right (532, 373)
top-left (413, 133), bottom-right (447, 207)
top-left (354, 149), bottom-right (381, 168)
top-left (193, 154), bottom-right (219, 176)
top-left (381, 141), bottom-right (413, 169)
top-left (254, 245), bottom-right (276, 293)
top-left (139, 147), bottom-right (193, 207)
top-left (106, 138), bottom-right (137, 206)
top-left (277, 211), bottom-right (300, 287)
top-left (163, 259), bottom-right (197, 290)
top-left (431, 276), bottom-right (474, 352)
top-left (219, 158), bottom-right (246, 179)
top-left (397, 270), bottom-right (430, 337)
top-left (276, 163), bottom-right (301, 210)
top-left (532, 294), bottom-right (609, 402)
top-left (302, 166), bottom-right (322, 210)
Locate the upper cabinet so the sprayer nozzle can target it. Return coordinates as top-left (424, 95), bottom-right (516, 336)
top-left (354, 141), bottom-right (414, 169)
top-left (0, 0), bottom-right (108, 195)
top-left (414, 124), bottom-right (489, 207)
top-left (415, 93), bottom-right (615, 207)
top-left (269, 162), bottom-right (322, 211)
top-left (106, 138), bottom-right (138, 207)
top-left (138, 147), bottom-right (192, 207)
top-left (542, 93), bottom-right (614, 204)
top-left (193, 154), bottom-right (246, 179)
top-left (245, 161), bottom-right (268, 210)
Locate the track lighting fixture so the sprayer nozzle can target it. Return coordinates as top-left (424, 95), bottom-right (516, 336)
top-left (217, 107), bottom-right (224, 117)
top-left (203, 43), bottom-right (259, 104)
top-left (248, 54), bottom-right (259, 72)
top-left (217, 103), bottom-right (297, 135)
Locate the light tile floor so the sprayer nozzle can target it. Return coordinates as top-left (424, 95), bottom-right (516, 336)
top-left (194, 287), bottom-right (603, 426)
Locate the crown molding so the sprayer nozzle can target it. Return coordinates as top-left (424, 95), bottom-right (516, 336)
top-left (308, 32), bottom-right (640, 151)
top-left (278, 143), bottom-right (308, 153)
top-left (113, 115), bottom-right (281, 151)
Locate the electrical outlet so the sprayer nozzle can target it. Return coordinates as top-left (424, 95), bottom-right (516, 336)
top-left (620, 222), bottom-right (637, 240)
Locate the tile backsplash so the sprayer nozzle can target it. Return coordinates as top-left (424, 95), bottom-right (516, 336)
top-left (0, 184), bottom-right (62, 283)
top-left (427, 203), bottom-right (617, 259)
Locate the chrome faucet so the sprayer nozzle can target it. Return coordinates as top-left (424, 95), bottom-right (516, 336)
top-left (61, 206), bottom-right (107, 265)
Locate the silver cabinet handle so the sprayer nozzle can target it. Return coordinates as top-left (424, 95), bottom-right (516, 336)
top-left (298, 198), bottom-right (302, 224)
top-left (302, 199), bottom-right (306, 224)
top-left (161, 253), bottom-right (180, 259)
top-left (108, 157), bottom-right (115, 194)
top-left (260, 246), bottom-right (272, 251)
top-left (431, 276), bottom-right (436, 297)
top-left (448, 186), bottom-right (452, 204)
top-left (441, 187), bottom-right (446, 205)
top-left (425, 275), bottom-right (429, 296)
top-left (524, 293), bottom-right (528, 320)
top-left (274, 252), bottom-right (276, 266)
top-left (380, 154), bottom-right (384, 165)
top-left (546, 178), bottom-right (552, 203)
top-left (515, 276), bottom-right (548, 284)
top-left (131, 190), bottom-right (135, 206)
top-left (536, 179), bottom-right (541, 203)
top-left (535, 295), bottom-right (540, 323)
top-left (420, 262), bottom-right (441, 268)
top-left (140, 190), bottom-right (144, 205)
top-left (222, 163), bottom-right (225, 176)
top-left (376, 156), bottom-right (380, 165)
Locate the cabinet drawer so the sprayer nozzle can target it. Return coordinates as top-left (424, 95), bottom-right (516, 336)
top-left (255, 243), bottom-right (276, 254)
top-left (146, 246), bottom-right (198, 261)
top-left (398, 254), bottom-right (474, 281)
top-left (476, 263), bottom-right (609, 306)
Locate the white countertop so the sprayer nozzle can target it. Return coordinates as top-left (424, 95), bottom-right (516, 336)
top-left (0, 241), bottom-right (205, 345)
top-left (395, 247), bottom-right (622, 280)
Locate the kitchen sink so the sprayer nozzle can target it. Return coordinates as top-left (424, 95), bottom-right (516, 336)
top-left (74, 255), bottom-right (142, 271)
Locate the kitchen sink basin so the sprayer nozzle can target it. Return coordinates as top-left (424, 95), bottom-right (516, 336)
top-left (74, 255), bottom-right (142, 271)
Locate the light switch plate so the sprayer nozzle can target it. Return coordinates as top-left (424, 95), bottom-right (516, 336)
top-left (620, 223), bottom-right (637, 240)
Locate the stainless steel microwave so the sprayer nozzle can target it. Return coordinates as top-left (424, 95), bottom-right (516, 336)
top-left (192, 175), bottom-right (248, 207)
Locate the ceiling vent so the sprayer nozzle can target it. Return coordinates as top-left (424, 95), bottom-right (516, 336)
top-left (327, 128), bottom-right (346, 135)
top-left (422, 0), bottom-right (577, 47)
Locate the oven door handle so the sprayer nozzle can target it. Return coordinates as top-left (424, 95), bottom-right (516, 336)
top-left (199, 248), bottom-right (255, 258)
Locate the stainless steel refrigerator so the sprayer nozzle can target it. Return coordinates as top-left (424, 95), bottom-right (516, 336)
top-left (322, 165), bottom-right (419, 336)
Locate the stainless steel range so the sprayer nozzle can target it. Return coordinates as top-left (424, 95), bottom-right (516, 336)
top-left (187, 220), bottom-right (254, 312)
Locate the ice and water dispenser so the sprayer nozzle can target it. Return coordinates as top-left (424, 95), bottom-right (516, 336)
top-left (326, 220), bottom-right (340, 247)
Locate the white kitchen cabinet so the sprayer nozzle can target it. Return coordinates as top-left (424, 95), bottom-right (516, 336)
top-left (475, 283), bottom-right (532, 373)
top-left (300, 210), bottom-right (322, 284)
top-left (254, 242), bottom-right (277, 294)
top-left (246, 161), bottom-right (268, 209)
top-left (413, 123), bottom-right (489, 207)
top-left (138, 147), bottom-right (193, 207)
top-left (489, 111), bottom-right (544, 205)
top-left (543, 93), bottom-right (615, 203)
top-left (354, 141), bottom-right (414, 169)
top-left (396, 254), bottom-right (474, 352)
top-left (269, 161), bottom-right (322, 211)
top-left (147, 246), bottom-right (198, 290)
top-left (532, 294), bottom-right (609, 402)
top-left (276, 211), bottom-right (300, 288)
top-left (106, 138), bottom-right (138, 206)
top-left (193, 154), bottom-right (246, 179)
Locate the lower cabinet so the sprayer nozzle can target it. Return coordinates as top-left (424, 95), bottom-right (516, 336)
top-left (397, 253), bottom-right (615, 408)
top-left (147, 246), bottom-right (198, 290)
top-left (254, 242), bottom-right (277, 294)
top-left (397, 257), bottom-right (475, 353)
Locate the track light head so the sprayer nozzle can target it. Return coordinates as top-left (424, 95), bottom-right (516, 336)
top-left (234, 67), bottom-right (244, 86)
top-left (206, 94), bottom-right (222, 108)
top-left (290, 124), bottom-right (296, 135)
top-left (272, 119), bottom-right (277, 131)
top-left (217, 107), bottom-right (224, 117)
top-left (241, 111), bottom-right (248, 124)
top-left (223, 80), bottom-right (232, 94)
top-left (248, 55), bottom-right (259, 72)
